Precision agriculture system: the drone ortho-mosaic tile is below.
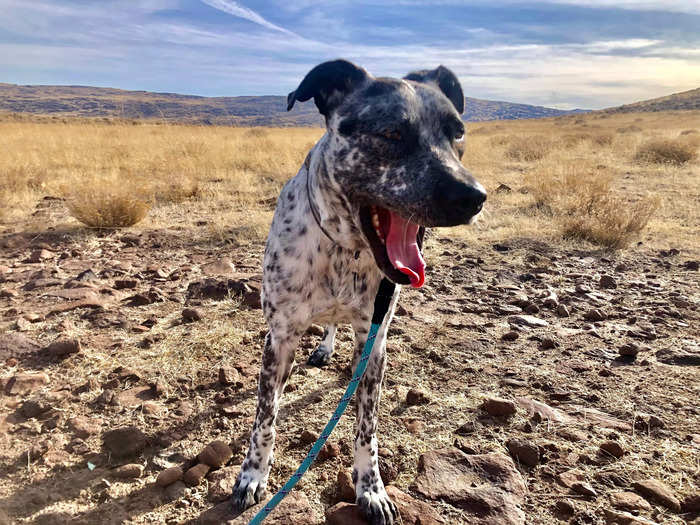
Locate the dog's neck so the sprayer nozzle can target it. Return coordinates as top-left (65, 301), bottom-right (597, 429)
top-left (305, 135), bottom-right (367, 253)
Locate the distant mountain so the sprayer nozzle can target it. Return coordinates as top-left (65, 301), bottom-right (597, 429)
top-left (0, 82), bottom-right (586, 125)
top-left (604, 87), bottom-right (700, 113)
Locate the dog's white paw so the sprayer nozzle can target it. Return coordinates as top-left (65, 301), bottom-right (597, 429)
top-left (231, 469), bottom-right (267, 511)
top-left (357, 486), bottom-right (399, 525)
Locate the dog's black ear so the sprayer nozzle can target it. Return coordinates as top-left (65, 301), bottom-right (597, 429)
top-left (287, 59), bottom-right (369, 118)
top-left (404, 65), bottom-right (464, 114)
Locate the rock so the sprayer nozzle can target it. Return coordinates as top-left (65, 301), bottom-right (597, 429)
top-left (306, 324), bottom-right (325, 337)
top-left (69, 416), bottom-right (101, 438)
top-left (156, 466), bottom-right (184, 487)
top-left (682, 493), bottom-right (700, 513)
top-left (182, 308), bottom-right (203, 322)
top-left (599, 275), bottom-right (617, 289)
top-left (634, 413), bottom-right (664, 432)
top-left (501, 331), bottom-right (519, 341)
top-left (198, 492), bottom-right (317, 524)
top-left (218, 366), bottom-right (239, 386)
top-left (337, 467), bottom-right (355, 502)
top-left (183, 463), bottom-right (210, 486)
top-left (508, 315), bottom-right (549, 328)
top-left (103, 426), bottom-right (147, 457)
top-left (683, 260), bottom-right (699, 271)
top-left (19, 399), bottom-right (50, 419)
top-left (201, 259), bottom-right (236, 276)
top-left (539, 337), bottom-right (558, 350)
top-left (516, 398), bottom-right (571, 423)
top-left (554, 499), bottom-right (576, 515)
top-left (298, 429), bottom-right (316, 445)
top-left (405, 388), bottom-right (430, 405)
top-left (198, 440), bottom-right (233, 468)
top-left (655, 348), bottom-right (700, 366)
top-left (404, 419), bottom-right (424, 434)
top-left (556, 304), bottom-right (570, 317)
top-left (318, 442), bottom-right (341, 461)
top-left (26, 249), bottom-right (54, 263)
top-left (603, 509), bottom-right (660, 525)
top-left (115, 386), bottom-right (155, 408)
top-left (378, 457), bottom-right (399, 484)
top-left (482, 397), bottom-right (517, 417)
top-left (599, 441), bottom-right (625, 459)
top-left (557, 469), bottom-right (585, 489)
top-left (632, 479), bottom-right (681, 512)
top-left (44, 338), bottom-right (81, 357)
top-left (112, 463), bottom-right (143, 479)
top-left (4, 372), bottom-right (50, 395)
top-left (610, 491), bottom-right (652, 512)
top-left (506, 438), bottom-right (540, 467)
top-left (454, 437), bottom-right (480, 455)
top-left (414, 448), bottom-right (526, 525)
top-left (207, 466), bottom-right (238, 502)
top-left (571, 481), bottom-right (597, 498)
top-left (385, 485), bottom-right (444, 524)
top-left (619, 343), bottom-right (639, 357)
top-left (584, 309), bottom-right (607, 322)
top-left (114, 279), bottom-right (138, 290)
top-left (0, 333), bottom-right (41, 362)
top-left (325, 503), bottom-right (368, 525)
top-left (163, 480), bottom-right (187, 502)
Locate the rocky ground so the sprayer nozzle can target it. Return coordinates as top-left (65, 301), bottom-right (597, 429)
top-left (0, 219), bottom-right (699, 524)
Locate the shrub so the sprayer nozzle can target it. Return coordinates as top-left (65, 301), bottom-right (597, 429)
top-left (505, 136), bottom-right (553, 162)
top-left (616, 125), bottom-right (642, 133)
top-left (66, 187), bottom-right (150, 228)
top-left (679, 129), bottom-right (698, 136)
top-left (634, 139), bottom-right (697, 166)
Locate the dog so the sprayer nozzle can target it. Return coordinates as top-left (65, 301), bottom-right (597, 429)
top-left (232, 59), bottom-right (486, 525)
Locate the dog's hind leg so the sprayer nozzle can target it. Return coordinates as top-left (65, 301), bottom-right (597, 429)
top-left (351, 293), bottom-right (400, 525)
top-left (232, 329), bottom-right (299, 510)
top-left (307, 324), bottom-right (336, 367)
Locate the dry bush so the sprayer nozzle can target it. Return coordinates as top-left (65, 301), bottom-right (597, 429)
top-left (488, 135), bottom-right (510, 147)
top-left (591, 132), bottom-right (614, 147)
top-left (527, 163), bottom-right (658, 248)
top-left (634, 138), bottom-right (697, 166)
top-left (65, 183), bottom-right (151, 228)
top-left (505, 135), bottom-right (554, 161)
top-left (617, 125), bottom-right (642, 133)
top-left (679, 129), bottom-right (698, 136)
top-left (560, 133), bottom-right (590, 147)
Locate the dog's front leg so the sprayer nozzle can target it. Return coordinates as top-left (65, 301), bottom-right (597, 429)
top-left (352, 296), bottom-right (399, 525)
top-left (232, 330), bottom-right (298, 510)
top-left (307, 324), bottom-right (337, 367)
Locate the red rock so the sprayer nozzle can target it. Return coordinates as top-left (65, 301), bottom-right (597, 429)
top-left (682, 493), bottom-right (700, 513)
top-left (571, 481), bottom-right (597, 498)
top-left (599, 441), bottom-right (625, 459)
top-left (516, 398), bottom-right (572, 423)
top-left (182, 308), bottom-right (203, 322)
top-left (69, 416), bottom-right (101, 438)
top-left (414, 448), bottom-right (526, 524)
top-left (337, 467), bottom-right (356, 502)
top-left (196, 490), bottom-right (317, 524)
top-left (218, 366), bottom-right (239, 386)
top-left (632, 479), bottom-right (681, 512)
top-left (4, 372), bottom-right (49, 395)
top-left (103, 426), bottom-right (147, 457)
top-left (405, 388), bottom-right (430, 405)
top-left (44, 338), bottom-right (81, 357)
top-left (207, 466), bottom-right (238, 502)
top-left (325, 503), bottom-right (367, 525)
top-left (112, 464), bottom-right (143, 479)
top-left (506, 438), bottom-right (540, 467)
top-left (318, 442), bottom-right (341, 461)
top-left (156, 466), bottom-right (183, 487)
top-left (198, 440), bottom-right (233, 468)
top-left (603, 509), bottom-right (659, 525)
top-left (482, 397), bottom-right (517, 417)
top-left (385, 485), bottom-right (444, 524)
top-left (610, 491), bottom-right (652, 512)
top-left (556, 469), bottom-right (585, 489)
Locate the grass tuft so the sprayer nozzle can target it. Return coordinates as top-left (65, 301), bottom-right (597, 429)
top-left (65, 184), bottom-right (151, 228)
top-left (634, 138), bottom-right (697, 166)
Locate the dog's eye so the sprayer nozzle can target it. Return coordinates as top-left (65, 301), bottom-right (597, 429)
top-left (454, 133), bottom-right (465, 143)
top-left (381, 129), bottom-right (402, 141)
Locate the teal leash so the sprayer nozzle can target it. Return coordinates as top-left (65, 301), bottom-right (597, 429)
top-left (248, 278), bottom-right (395, 524)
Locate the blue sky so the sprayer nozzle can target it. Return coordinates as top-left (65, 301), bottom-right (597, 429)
top-left (0, 1), bottom-right (699, 109)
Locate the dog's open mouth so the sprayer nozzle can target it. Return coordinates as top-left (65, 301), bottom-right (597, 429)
top-left (359, 206), bottom-right (426, 288)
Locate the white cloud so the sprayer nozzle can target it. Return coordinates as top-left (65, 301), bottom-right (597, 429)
top-left (199, 0), bottom-right (298, 36)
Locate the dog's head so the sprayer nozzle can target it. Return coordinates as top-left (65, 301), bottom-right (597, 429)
top-left (288, 59), bottom-right (486, 288)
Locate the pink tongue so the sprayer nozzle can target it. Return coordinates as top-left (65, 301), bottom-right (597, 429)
top-left (385, 211), bottom-right (426, 288)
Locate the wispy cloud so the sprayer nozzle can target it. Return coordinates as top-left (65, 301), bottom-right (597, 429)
top-left (199, 0), bottom-right (298, 36)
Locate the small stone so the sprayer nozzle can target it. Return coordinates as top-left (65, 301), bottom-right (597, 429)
top-left (540, 337), bottom-right (558, 350)
top-left (69, 416), bottom-right (101, 438)
top-left (112, 463), bottom-right (143, 479)
top-left (555, 499), bottom-right (576, 515)
top-left (571, 481), bottom-right (597, 498)
top-left (163, 480), bottom-right (187, 502)
top-left (378, 457), bottom-right (399, 485)
top-left (482, 397), bottom-right (517, 417)
top-left (198, 440), bottom-right (232, 468)
top-left (5, 372), bottom-right (50, 395)
top-left (26, 249), bottom-right (54, 263)
top-left (584, 308), bottom-right (607, 322)
top-left (114, 279), bottom-right (138, 290)
top-left (603, 509), bottom-right (660, 525)
top-left (599, 275), bottom-right (617, 289)
top-left (556, 304), bottom-right (570, 317)
top-left (509, 314), bottom-right (549, 328)
top-left (682, 494), bottom-right (700, 513)
top-left (404, 419), bottom-right (424, 434)
top-left (501, 331), bottom-right (519, 341)
top-left (182, 308), bottom-right (203, 322)
top-left (183, 463), bottom-right (210, 486)
top-left (103, 426), bottom-right (147, 457)
top-left (599, 440), bottom-right (625, 459)
top-left (218, 366), bottom-right (239, 386)
top-left (44, 338), bottom-right (81, 357)
top-left (619, 343), bottom-right (639, 357)
top-left (337, 467), bottom-right (355, 502)
top-left (299, 430), bottom-right (316, 445)
top-left (318, 442), bottom-right (341, 461)
top-left (610, 491), bottom-right (652, 512)
top-left (325, 503), bottom-right (367, 525)
top-left (156, 466), bottom-right (183, 487)
top-left (19, 399), bottom-right (50, 419)
top-left (506, 438), bottom-right (540, 467)
top-left (632, 479), bottom-right (681, 512)
top-left (378, 448), bottom-right (394, 458)
top-left (207, 465), bottom-right (238, 502)
top-left (306, 324), bottom-right (325, 337)
top-left (453, 437), bottom-right (479, 455)
top-left (405, 388), bottom-right (430, 405)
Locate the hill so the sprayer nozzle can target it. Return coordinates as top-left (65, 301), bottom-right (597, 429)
top-left (0, 82), bottom-right (585, 125)
top-left (604, 87), bottom-right (700, 113)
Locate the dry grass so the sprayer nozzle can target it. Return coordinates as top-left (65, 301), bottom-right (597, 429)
top-left (634, 138), bottom-right (698, 166)
top-left (1, 110), bottom-right (699, 253)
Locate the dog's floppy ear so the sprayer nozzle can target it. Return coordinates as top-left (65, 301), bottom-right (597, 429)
top-left (404, 65), bottom-right (465, 114)
top-left (287, 59), bottom-right (369, 118)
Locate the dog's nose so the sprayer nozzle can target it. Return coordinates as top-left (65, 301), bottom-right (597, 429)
top-left (434, 176), bottom-right (487, 224)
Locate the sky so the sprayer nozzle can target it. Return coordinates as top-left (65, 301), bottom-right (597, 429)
top-left (1, 0), bottom-right (699, 109)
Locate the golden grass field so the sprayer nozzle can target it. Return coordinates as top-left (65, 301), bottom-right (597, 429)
top-left (0, 109), bottom-right (698, 253)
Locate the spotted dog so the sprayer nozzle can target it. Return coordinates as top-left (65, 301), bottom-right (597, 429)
top-left (232, 59), bottom-right (486, 525)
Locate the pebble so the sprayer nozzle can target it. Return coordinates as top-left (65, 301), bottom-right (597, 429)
top-left (218, 366), bottom-right (239, 386)
top-left (584, 309), bottom-right (607, 322)
top-left (299, 430), bottom-right (316, 445)
top-left (162, 480), bottom-right (187, 502)
top-left (112, 464), bottom-right (144, 479)
top-left (102, 426), bottom-right (147, 457)
top-left (482, 397), bottom-right (517, 417)
top-left (336, 467), bottom-right (355, 502)
top-left (619, 343), bottom-right (639, 357)
top-left (556, 304), bottom-right (570, 317)
top-left (69, 416), bottom-right (101, 438)
top-left (198, 440), bottom-right (233, 468)
top-left (509, 314), bottom-right (549, 328)
top-left (181, 308), bottom-right (203, 322)
top-left (183, 463), bottom-right (210, 486)
top-left (555, 499), bottom-right (576, 515)
top-left (44, 338), bottom-right (81, 357)
top-left (610, 491), bottom-right (652, 512)
top-left (571, 481), bottom-right (597, 498)
top-left (156, 466), bottom-right (184, 487)
top-left (506, 438), bottom-right (540, 467)
top-left (318, 442), bottom-right (341, 461)
top-left (682, 493), bottom-right (700, 513)
top-left (632, 479), bottom-right (681, 512)
top-left (405, 388), bottom-right (430, 405)
top-left (599, 275), bottom-right (618, 289)
top-left (599, 440), bottom-right (625, 459)
top-left (501, 331), bottom-right (519, 341)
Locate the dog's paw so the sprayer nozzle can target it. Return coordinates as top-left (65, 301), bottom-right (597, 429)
top-left (357, 487), bottom-right (399, 525)
top-left (307, 345), bottom-right (332, 367)
top-left (231, 471), bottom-right (267, 511)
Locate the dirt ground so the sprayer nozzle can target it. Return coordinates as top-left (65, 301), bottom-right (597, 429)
top-left (1, 205), bottom-right (698, 524)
